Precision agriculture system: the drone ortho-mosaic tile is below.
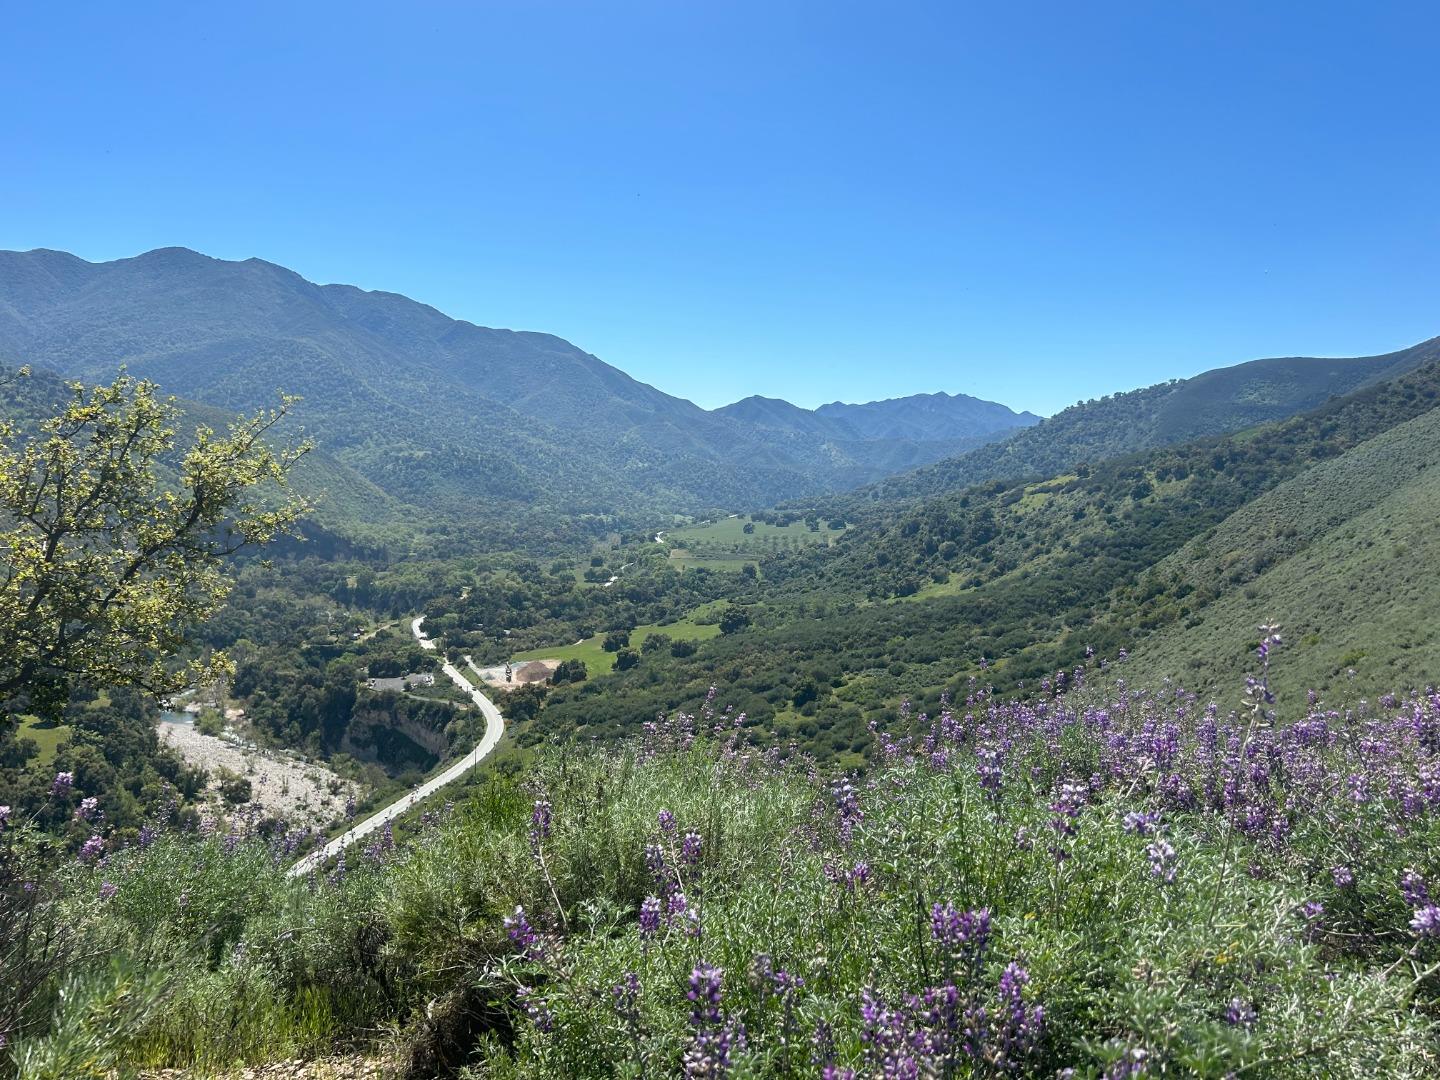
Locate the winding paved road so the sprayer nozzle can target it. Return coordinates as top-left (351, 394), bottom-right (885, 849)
top-left (287, 616), bottom-right (505, 878)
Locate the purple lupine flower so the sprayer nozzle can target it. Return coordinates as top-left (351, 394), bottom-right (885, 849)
top-left (639, 895), bottom-right (662, 938)
top-left (668, 891), bottom-right (689, 920)
top-left (1104, 1048), bottom-right (1151, 1079)
top-left (1224, 998), bottom-right (1257, 1029)
top-left (1122, 810), bottom-right (1160, 836)
top-left (993, 961), bottom-right (1044, 1068)
top-left (930, 903), bottom-right (991, 958)
top-left (77, 834), bottom-right (104, 863)
top-left (1409, 905), bottom-right (1440, 938)
top-left (645, 843), bottom-right (666, 879)
top-left (844, 860), bottom-right (872, 891)
top-left (831, 779), bottom-right (864, 845)
top-left (504, 905), bottom-right (538, 954)
top-left (759, 958), bottom-right (804, 998)
top-left (1401, 869), bottom-right (1430, 907)
top-left (1146, 839), bottom-right (1177, 884)
top-left (73, 797), bottom-right (99, 821)
top-left (344, 794), bottom-right (357, 820)
top-left (1049, 782), bottom-right (1087, 837)
top-left (682, 831), bottom-right (703, 866)
top-left (529, 800), bottom-right (552, 850)
top-left (137, 825), bottom-right (158, 849)
top-left (976, 748), bottom-right (1004, 799)
top-left (658, 808), bottom-right (677, 834)
top-left (98, 881), bottom-right (118, 901)
top-left (688, 963), bottom-right (724, 1027)
top-left (1331, 866), bottom-right (1354, 888)
top-left (517, 986), bottom-right (554, 1032)
top-left (612, 969), bottom-right (641, 1014)
top-left (51, 771), bottom-right (75, 798)
top-left (684, 963), bottom-right (743, 1078)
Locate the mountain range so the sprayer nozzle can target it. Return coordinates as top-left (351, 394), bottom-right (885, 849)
top-left (0, 247), bottom-right (1034, 531)
top-left (3, 245), bottom-right (1437, 560)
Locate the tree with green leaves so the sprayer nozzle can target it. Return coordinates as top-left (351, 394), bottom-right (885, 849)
top-left (0, 371), bottom-right (311, 734)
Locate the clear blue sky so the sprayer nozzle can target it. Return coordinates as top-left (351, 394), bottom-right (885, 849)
top-left (3, 1), bottom-right (1436, 415)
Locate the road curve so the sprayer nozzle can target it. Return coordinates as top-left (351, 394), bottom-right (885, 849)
top-left (287, 616), bottom-right (505, 878)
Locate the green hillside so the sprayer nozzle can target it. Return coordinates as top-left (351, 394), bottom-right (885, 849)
top-left (1121, 404), bottom-right (1440, 701)
top-left (530, 358), bottom-right (1440, 758)
top-left (841, 335), bottom-right (1440, 507)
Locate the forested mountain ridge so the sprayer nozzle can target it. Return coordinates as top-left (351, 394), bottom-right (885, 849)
top-left (839, 334), bottom-right (1440, 507)
top-left (0, 247), bottom-right (1028, 525)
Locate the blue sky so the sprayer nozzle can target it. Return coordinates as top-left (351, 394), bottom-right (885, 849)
top-left (3, 1), bottom-right (1436, 415)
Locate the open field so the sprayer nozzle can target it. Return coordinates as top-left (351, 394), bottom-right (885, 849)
top-left (16, 715), bottom-right (70, 765)
top-left (511, 603), bottom-right (726, 676)
top-left (665, 551), bottom-right (757, 572)
top-left (666, 515), bottom-right (845, 552)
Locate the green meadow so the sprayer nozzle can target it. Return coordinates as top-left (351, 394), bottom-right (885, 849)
top-left (511, 602), bottom-right (726, 676)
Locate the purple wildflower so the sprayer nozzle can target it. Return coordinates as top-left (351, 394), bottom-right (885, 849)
top-left (831, 779), bottom-right (863, 845)
top-left (1104, 1048), bottom-right (1151, 1079)
top-left (504, 905), bottom-right (538, 955)
top-left (639, 895), bottom-right (662, 938)
top-left (684, 963), bottom-right (744, 1078)
top-left (1049, 782), bottom-right (1087, 837)
top-left (77, 834), bottom-right (104, 863)
top-left (930, 903), bottom-right (991, 958)
top-left (1401, 869), bottom-right (1430, 907)
top-left (517, 986), bottom-right (554, 1032)
top-left (1410, 905), bottom-right (1440, 938)
top-left (682, 830), bottom-right (703, 866)
top-left (993, 962), bottom-right (1044, 1068)
top-left (98, 881), bottom-right (118, 901)
top-left (1224, 998), bottom-right (1257, 1029)
top-left (645, 842), bottom-right (666, 880)
top-left (1331, 866), bottom-right (1354, 888)
top-left (658, 808), bottom-right (677, 834)
top-left (51, 771), bottom-right (75, 798)
top-left (977, 748), bottom-right (1004, 799)
top-left (1122, 810), bottom-right (1160, 836)
top-left (529, 800), bottom-right (552, 851)
top-left (1146, 839), bottom-right (1177, 884)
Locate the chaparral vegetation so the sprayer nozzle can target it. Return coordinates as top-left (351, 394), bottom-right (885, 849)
top-left (8, 628), bottom-right (1440, 1077)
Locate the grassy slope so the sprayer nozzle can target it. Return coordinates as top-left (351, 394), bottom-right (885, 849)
top-left (1124, 405), bottom-right (1440, 701)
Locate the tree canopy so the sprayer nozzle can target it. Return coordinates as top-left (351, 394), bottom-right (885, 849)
top-left (0, 371), bottom-right (310, 730)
